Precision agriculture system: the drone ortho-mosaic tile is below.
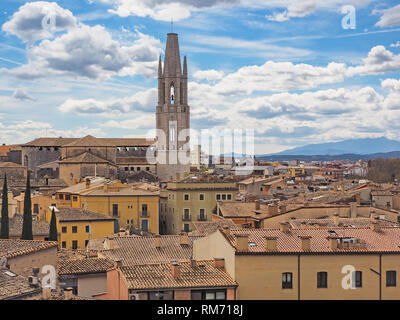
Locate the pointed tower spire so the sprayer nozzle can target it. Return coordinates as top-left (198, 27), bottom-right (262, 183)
top-left (183, 56), bottom-right (187, 77)
top-left (158, 55), bottom-right (163, 77)
top-left (164, 33), bottom-right (182, 77)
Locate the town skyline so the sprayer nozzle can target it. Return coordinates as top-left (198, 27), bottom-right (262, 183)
top-left (1, 1), bottom-right (400, 154)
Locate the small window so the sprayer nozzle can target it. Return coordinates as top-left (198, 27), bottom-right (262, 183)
top-left (62, 226), bottom-right (67, 233)
top-left (61, 241), bottom-right (66, 249)
top-left (227, 194), bottom-right (232, 200)
top-left (222, 194), bottom-right (226, 200)
top-left (317, 272), bottom-right (328, 288)
top-left (184, 223), bottom-right (190, 232)
top-left (72, 226), bottom-right (78, 233)
top-left (112, 204), bottom-right (119, 217)
top-left (216, 194), bottom-right (221, 200)
top-left (387, 271), bottom-right (397, 287)
top-left (146, 167), bottom-right (150, 171)
top-left (59, 194), bottom-right (64, 200)
top-left (130, 167), bottom-right (134, 171)
top-left (33, 204), bottom-right (39, 214)
top-left (72, 196), bottom-right (78, 202)
top-left (85, 225), bottom-right (91, 234)
top-left (85, 240), bottom-right (89, 247)
top-left (282, 272), bottom-right (293, 289)
top-left (141, 219), bottom-right (149, 232)
top-left (184, 194), bottom-right (189, 201)
top-left (142, 204), bottom-right (148, 216)
top-left (355, 271), bottom-right (362, 288)
top-left (125, 167), bottom-right (129, 171)
top-left (72, 240), bottom-right (78, 250)
top-left (65, 195), bottom-right (71, 201)
top-left (199, 194), bottom-right (204, 201)
top-left (137, 167), bottom-right (141, 171)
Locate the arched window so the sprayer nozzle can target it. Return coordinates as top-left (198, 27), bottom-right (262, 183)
top-left (170, 83), bottom-right (175, 104)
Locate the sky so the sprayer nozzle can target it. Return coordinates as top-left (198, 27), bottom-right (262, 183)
top-left (0, 0), bottom-right (400, 154)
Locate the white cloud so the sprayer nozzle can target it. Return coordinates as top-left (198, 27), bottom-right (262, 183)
top-left (2, 25), bottom-right (162, 80)
top-left (266, 0), bottom-right (317, 22)
top-left (2, 1), bottom-right (77, 43)
top-left (391, 41), bottom-right (400, 48)
top-left (13, 88), bottom-right (35, 101)
top-left (59, 88), bottom-right (157, 116)
top-left (375, 4), bottom-right (400, 28)
top-left (193, 69), bottom-right (224, 81)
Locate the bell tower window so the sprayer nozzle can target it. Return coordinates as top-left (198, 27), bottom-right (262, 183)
top-left (170, 83), bottom-right (175, 104)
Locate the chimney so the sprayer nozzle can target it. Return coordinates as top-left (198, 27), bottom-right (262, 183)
top-left (64, 287), bottom-right (73, 300)
top-left (221, 226), bottom-right (230, 237)
top-left (265, 236), bottom-right (278, 251)
top-left (269, 205), bottom-right (279, 216)
top-left (356, 193), bottom-right (361, 205)
top-left (190, 258), bottom-right (197, 268)
top-left (279, 205), bottom-right (287, 214)
top-left (114, 259), bottom-right (122, 269)
top-left (213, 258), bottom-right (225, 269)
top-left (333, 213), bottom-right (340, 226)
top-left (350, 202), bottom-right (357, 218)
top-left (370, 221), bottom-right (381, 232)
top-left (154, 235), bottom-right (161, 249)
top-left (85, 178), bottom-right (91, 189)
top-left (299, 236), bottom-right (311, 251)
top-left (328, 237), bottom-right (338, 250)
top-left (280, 222), bottom-right (290, 233)
top-left (42, 286), bottom-right (52, 300)
top-left (179, 233), bottom-right (189, 246)
top-left (255, 200), bottom-right (260, 211)
top-left (235, 234), bottom-right (249, 252)
top-left (171, 261), bottom-right (181, 279)
top-left (107, 238), bottom-right (114, 250)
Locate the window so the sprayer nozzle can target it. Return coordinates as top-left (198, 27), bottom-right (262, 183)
top-left (227, 194), bottom-right (232, 200)
top-left (141, 219), bottom-right (149, 232)
top-left (72, 196), bottom-right (78, 202)
top-left (59, 194), bottom-right (64, 200)
top-left (282, 272), bottom-right (293, 289)
top-left (62, 226), bottom-right (67, 233)
top-left (199, 209), bottom-right (205, 220)
top-left (85, 225), bottom-right (91, 234)
top-left (85, 240), bottom-right (89, 247)
top-left (65, 194), bottom-right (71, 201)
top-left (112, 204), bottom-right (119, 217)
top-left (130, 167), bottom-right (134, 171)
top-left (142, 204), bottom-right (148, 217)
top-left (216, 194), bottom-right (221, 201)
top-left (72, 240), bottom-right (78, 250)
top-left (183, 208), bottom-right (190, 221)
top-left (72, 226), bottom-right (77, 233)
top-left (146, 167), bottom-right (150, 171)
top-left (222, 194), bottom-right (226, 200)
top-left (355, 271), bottom-right (362, 288)
top-left (137, 167), bottom-right (141, 171)
top-left (199, 194), bottom-right (204, 201)
top-left (387, 271), bottom-right (397, 287)
top-left (33, 204), bottom-right (39, 214)
top-left (61, 241), bottom-right (66, 249)
top-left (184, 194), bottom-right (189, 201)
top-left (191, 290), bottom-right (226, 300)
top-left (184, 223), bottom-right (190, 232)
top-left (124, 167), bottom-right (129, 171)
top-left (317, 272), bottom-right (328, 288)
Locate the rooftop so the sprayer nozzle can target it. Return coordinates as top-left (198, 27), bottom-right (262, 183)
top-left (0, 269), bottom-right (40, 300)
top-left (0, 239), bottom-right (57, 259)
top-left (0, 214), bottom-right (49, 237)
top-left (58, 257), bottom-right (114, 275)
top-left (53, 208), bottom-right (115, 222)
top-left (120, 260), bottom-right (237, 290)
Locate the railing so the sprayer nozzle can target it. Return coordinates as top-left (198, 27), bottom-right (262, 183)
top-left (182, 214), bottom-right (191, 221)
top-left (197, 214), bottom-right (207, 221)
top-left (141, 211), bottom-right (149, 218)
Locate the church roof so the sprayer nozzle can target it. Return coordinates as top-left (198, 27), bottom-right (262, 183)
top-left (58, 152), bottom-right (115, 165)
top-left (63, 135), bottom-right (115, 147)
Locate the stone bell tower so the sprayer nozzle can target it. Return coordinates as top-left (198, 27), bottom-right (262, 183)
top-left (156, 33), bottom-right (190, 181)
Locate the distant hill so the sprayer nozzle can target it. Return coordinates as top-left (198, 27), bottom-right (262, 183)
top-left (262, 137), bottom-right (400, 157)
top-left (258, 151), bottom-right (400, 162)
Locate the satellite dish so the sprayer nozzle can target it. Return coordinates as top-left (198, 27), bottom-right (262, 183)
top-left (0, 257), bottom-right (7, 269)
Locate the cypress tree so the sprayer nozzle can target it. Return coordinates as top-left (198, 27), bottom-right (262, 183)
top-left (21, 174), bottom-right (33, 240)
top-left (0, 174), bottom-right (9, 239)
top-left (49, 208), bottom-right (57, 241)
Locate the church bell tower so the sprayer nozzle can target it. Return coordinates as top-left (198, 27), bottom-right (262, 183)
top-left (156, 33), bottom-right (190, 181)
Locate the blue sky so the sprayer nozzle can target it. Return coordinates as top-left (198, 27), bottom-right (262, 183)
top-left (0, 0), bottom-right (400, 153)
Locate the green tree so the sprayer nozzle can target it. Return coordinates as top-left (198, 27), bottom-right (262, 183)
top-left (0, 175), bottom-right (9, 239)
top-left (48, 208), bottom-right (57, 241)
top-left (21, 174), bottom-right (33, 240)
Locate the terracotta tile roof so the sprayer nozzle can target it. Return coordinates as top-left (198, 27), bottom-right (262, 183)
top-left (100, 235), bottom-right (203, 266)
top-left (58, 258), bottom-right (114, 275)
top-left (105, 138), bottom-right (155, 147)
top-left (222, 226), bottom-right (400, 254)
top-left (218, 201), bottom-right (271, 219)
top-left (54, 208), bottom-right (115, 222)
top-left (0, 177), bottom-right (67, 189)
top-left (58, 152), bottom-right (114, 164)
top-left (0, 240), bottom-right (57, 259)
top-left (56, 177), bottom-right (108, 194)
top-left (85, 187), bottom-right (159, 197)
top-left (289, 217), bottom-right (399, 229)
top-left (0, 214), bottom-right (49, 237)
top-left (63, 135), bottom-right (115, 148)
top-left (0, 145), bottom-right (14, 156)
top-left (22, 138), bottom-right (77, 147)
top-left (0, 162), bottom-right (26, 169)
top-left (120, 260), bottom-right (237, 290)
top-left (0, 269), bottom-right (41, 300)
top-left (22, 137), bottom-right (155, 148)
top-left (190, 220), bottom-right (238, 236)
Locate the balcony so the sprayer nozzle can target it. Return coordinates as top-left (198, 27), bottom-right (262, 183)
top-left (197, 214), bottom-right (207, 221)
top-left (182, 214), bottom-right (191, 221)
top-left (141, 211), bottom-right (149, 218)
